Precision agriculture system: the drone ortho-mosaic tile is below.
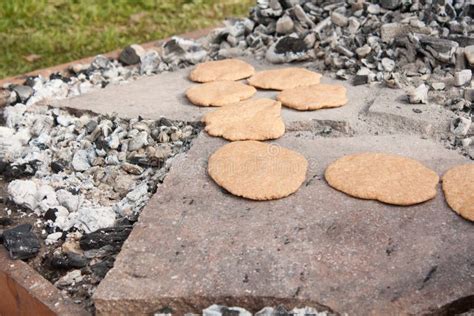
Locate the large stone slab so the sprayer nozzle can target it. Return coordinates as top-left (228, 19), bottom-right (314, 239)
top-left (52, 58), bottom-right (454, 138)
top-left (94, 132), bottom-right (473, 315)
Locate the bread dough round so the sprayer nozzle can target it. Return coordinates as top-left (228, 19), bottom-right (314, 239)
top-left (277, 84), bottom-right (347, 110)
top-left (247, 68), bottom-right (322, 90)
top-left (203, 98), bottom-right (285, 141)
top-left (325, 152), bottom-right (439, 205)
top-left (208, 141), bottom-right (308, 200)
top-left (442, 164), bottom-right (474, 221)
top-left (186, 81), bottom-right (256, 107)
top-left (189, 59), bottom-right (255, 83)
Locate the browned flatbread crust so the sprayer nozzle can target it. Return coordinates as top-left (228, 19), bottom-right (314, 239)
top-left (247, 68), bottom-right (322, 90)
top-left (277, 84), bottom-right (348, 111)
top-left (189, 59), bottom-right (255, 83)
top-left (442, 164), bottom-right (474, 221)
top-left (186, 81), bottom-right (256, 107)
top-left (325, 152), bottom-right (439, 206)
top-left (208, 141), bottom-right (308, 200)
top-left (202, 98), bottom-right (285, 141)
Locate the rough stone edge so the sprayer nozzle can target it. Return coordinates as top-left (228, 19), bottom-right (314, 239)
top-left (0, 248), bottom-right (90, 316)
top-left (0, 26), bottom-right (217, 86)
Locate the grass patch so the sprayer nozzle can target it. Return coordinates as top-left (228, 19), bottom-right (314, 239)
top-left (0, 0), bottom-right (254, 79)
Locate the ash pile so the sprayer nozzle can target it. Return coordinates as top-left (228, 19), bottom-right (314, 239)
top-left (0, 102), bottom-right (200, 309)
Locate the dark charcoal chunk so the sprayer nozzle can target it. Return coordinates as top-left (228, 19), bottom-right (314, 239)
top-left (43, 208), bottom-right (58, 222)
top-left (0, 218), bottom-right (13, 226)
top-left (91, 258), bottom-right (114, 278)
top-left (50, 252), bottom-right (88, 269)
top-left (353, 75), bottom-right (369, 86)
top-left (1, 160), bottom-right (39, 180)
top-left (50, 160), bottom-right (66, 173)
top-left (2, 224), bottom-right (40, 260)
top-left (275, 36), bottom-right (308, 54)
top-left (80, 226), bottom-right (132, 251)
top-left (49, 72), bottom-right (71, 83)
top-left (157, 117), bottom-right (174, 127)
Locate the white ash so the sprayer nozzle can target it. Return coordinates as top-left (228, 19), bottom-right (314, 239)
top-left (177, 305), bottom-right (333, 316)
top-left (2, 105), bottom-right (201, 234)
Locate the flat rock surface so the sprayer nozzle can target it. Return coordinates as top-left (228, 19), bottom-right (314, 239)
top-left (94, 132), bottom-right (474, 315)
top-left (51, 58), bottom-right (454, 138)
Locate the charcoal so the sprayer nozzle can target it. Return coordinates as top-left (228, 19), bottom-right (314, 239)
top-left (2, 224), bottom-right (40, 260)
top-left (79, 225), bottom-right (132, 251)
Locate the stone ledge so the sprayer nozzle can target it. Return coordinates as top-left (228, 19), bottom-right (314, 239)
top-left (94, 132), bottom-right (473, 315)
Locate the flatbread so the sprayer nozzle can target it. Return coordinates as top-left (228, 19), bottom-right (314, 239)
top-left (202, 98), bottom-right (285, 141)
top-left (189, 59), bottom-right (255, 83)
top-left (277, 84), bottom-right (348, 111)
top-left (442, 164), bottom-right (474, 221)
top-left (208, 141), bottom-right (308, 200)
top-left (186, 81), bottom-right (256, 107)
top-left (247, 68), bottom-right (322, 90)
top-left (325, 152), bottom-right (439, 206)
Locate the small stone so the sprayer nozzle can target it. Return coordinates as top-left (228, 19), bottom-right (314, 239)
top-left (50, 160), bottom-right (66, 173)
top-left (119, 44), bottom-right (146, 65)
top-left (380, 0), bottom-right (401, 9)
top-left (380, 23), bottom-right (406, 43)
top-left (465, 88), bottom-right (474, 102)
top-left (450, 116), bottom-right (471, 136)
top-left (2, 224), bottom-right (40, 260)
top-left (462, 138), bottom-right (472, 148)
top-left (381, 58), bottom-right (396, 72)
top-left (56, 189), bottom-right (81, 213)
top-left (454, 70), bottom-right (472, 87)
top-left (203, 305), bottom-right (251, 316)
top-left (408, 84), bottom-right (429, 104)
top-left (367, 4), bottom-right (381, 14)
top-left (336, 45), bottom-right (354, 58)
top-left (12, 85), bottom-right (34, 103)
top-left (353, 75), bottom-right (369, 86)
top-left (70, 207), bottom-right (116, 233)
top-left (140, 50), bottom-right (161, 75)
top-left (336, 69), bottom-right (349, 80)
top-left (465, 45), bottom-right (474, 67)
top-left (331, 12), bottom-right (348, 27)
top-left (431, 82), bottom-right (446, 90)
top-left (356, 45), bottom-right (372, 58)
top-left (347, 17), bottom-right (360, 34)
top-left (72, 150), bottom-right (91, 172)
top-left (50, 252), bottom-right (88, 269)
top-left (7, 179), bottom-right (38, 210)
top-left (275, 15), bottom-right (294, 34)
top-left (55, 269), bottom-right (83, 287)
top-left (91, 55), bottom-right (112, 70)
top-left (45, 232), bottom-right (63, 245)
top-left (128, 131), bottom-right (149, 151)
top-left (121, 162), bottom-right (143, 175)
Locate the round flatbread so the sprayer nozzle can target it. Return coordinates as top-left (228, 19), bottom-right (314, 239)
top-left (442, 164), bottom-right (474, 221)
top-left (202, 98), bottom-right (285, 141)
top-left (277, 84), bottom-right (348, 111)
top-left (189, 59), bottom-right (255, 83)
top-left (208, 141), bottom-right (308, 200)
top-left (186, 81), bottom-right (256, 107)
top-left (325, 152), bottom-right (439, 206)
top-left (247, 68), bottom-right (322, 90)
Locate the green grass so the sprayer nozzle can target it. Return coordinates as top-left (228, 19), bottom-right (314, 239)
top-left (0, 0), bottom-right (254, 79)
